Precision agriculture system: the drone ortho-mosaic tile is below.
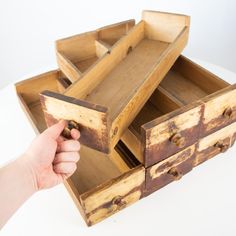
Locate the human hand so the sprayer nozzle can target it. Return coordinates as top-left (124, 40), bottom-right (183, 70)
top-left (22, 120), bottom-right (80, 190)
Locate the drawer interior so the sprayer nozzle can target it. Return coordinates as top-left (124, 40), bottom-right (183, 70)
top-left (129, 87), bottom-right (182, 138)
top-left (15, 72), bottom-right (141, 195)
top-left (56, 20), bottom-right (135, 73)
top-left (122, 55), bottom-right (231, 164)
top-left (160, 56), bottom-right (230, 105)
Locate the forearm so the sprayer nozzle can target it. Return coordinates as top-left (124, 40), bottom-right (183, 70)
top-left (0, 155), bottom-right (37, 229)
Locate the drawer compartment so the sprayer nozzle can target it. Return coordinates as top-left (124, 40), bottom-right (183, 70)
top-left (160, 56), bottom-right (236, 135)
top-left (40, 11), bottom-right (190, 154)
top-left (56, 19), bottom-right (135, 82)
top-left (194, 122), bottom-right (236, 166)
top-left (122, 55), bottom-right (235, 167)
top-left (15, 74), bottom-right (145, 226)
top-left (145, 144), bottom-right (196, 196)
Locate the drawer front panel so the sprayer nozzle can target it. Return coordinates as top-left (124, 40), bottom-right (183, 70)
top-left (202, 84), bottom-right (236, 136)
top-left (142, 103), bottom-right (203, 167)
top-left (195, 122), bottom-right (236, 166)
top-left (81, 166), bottom-right (145, 226)
top-left (145, 145), bottom-right (195, 196)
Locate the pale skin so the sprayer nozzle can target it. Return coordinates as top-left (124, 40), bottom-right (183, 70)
top-left (0, 120), bottom-right (81, 229)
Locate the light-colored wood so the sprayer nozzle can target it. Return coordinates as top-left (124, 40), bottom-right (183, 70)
top-left (56, 19), bottom-right (135, 82)
top-left (15, 72), bottom-right (145, 226)
top-left (64, 21), bottom-right (145, 99)
top-left (142, 10), bottom-right (190, 42)
top-left (56, 52), bottom-right (82, 83)
top-left (43, 11), bottom-right (190, 154)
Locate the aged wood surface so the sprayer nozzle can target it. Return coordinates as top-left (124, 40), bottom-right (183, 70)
top-left (202, 84), bottom-right (236, 136)
top-left (194, 122), bottom-right (236, 166)
top-left (141, 101), bottom-right (203, 167)
top-left (80, 166), bottom-right (145, 226)
top-left (40, 90), bottom-right (110, 153)
top-left (145, 144), bottom-right (196, 196)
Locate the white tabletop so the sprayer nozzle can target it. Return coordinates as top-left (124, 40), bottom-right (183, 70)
top-left (0, 57), bottom-right (236, 236)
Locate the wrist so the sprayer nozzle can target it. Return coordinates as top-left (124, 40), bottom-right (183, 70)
top-left (17, 154), bottom-right (39, 193)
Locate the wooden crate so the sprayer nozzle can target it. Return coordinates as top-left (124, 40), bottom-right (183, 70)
top-left (40, 10), bottom-right (190, 154)
top-left (121, 55), bottom-right (236, 167)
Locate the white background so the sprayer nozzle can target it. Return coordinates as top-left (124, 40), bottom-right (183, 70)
top-left (0, 0), bottom-right (236, 235)
top-left (0, 0), bottom-right (236, 88)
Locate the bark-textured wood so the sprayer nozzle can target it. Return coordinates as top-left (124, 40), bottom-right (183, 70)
top-left (145, 144), bottom-right (196, 196)
top-left (194, 122), bottom-right (236, 166)
top-left (40, 90), bottom-right (110, 153)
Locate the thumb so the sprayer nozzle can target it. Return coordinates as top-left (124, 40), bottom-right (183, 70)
top-left (43, 120), bottom-right (66, 139)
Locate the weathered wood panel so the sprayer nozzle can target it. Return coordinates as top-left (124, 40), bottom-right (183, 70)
top-left (40, 90), bottom-right (110, 153)
top-left (80, 166), bottom-right (145, 226)
top-left (195, 122), bottom-right (236, 166)
top-left (141, 102), bottom-right (203, 167)
top-left (202, 84), bottom-right (236, 136)
top-left (145, 144), bottom-right (195, 196)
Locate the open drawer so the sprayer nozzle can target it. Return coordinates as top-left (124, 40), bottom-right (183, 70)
top-left (15, 70), bottom-right (145, 226)
top-left (40, 10), bottom-right (190, 154)
top-left (122, 55), bottom-right (236, 167)
top-left (56, 19), bottom-right (135, 83)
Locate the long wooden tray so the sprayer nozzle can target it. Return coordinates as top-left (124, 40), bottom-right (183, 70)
top-left (40, 11), bottom-right (190, 154)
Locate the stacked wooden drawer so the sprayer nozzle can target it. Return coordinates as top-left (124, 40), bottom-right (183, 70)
top-left (15, 10), bottom-right (236, 226)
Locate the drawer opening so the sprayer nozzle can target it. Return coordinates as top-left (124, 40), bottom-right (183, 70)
top-left (128, 87), bottom-right (182, 139)
top-left (159, 56), bottom-right (230, 105)
top-left (121, 87), bottom-right (183, 164)
top-left (16, 74), bottom-right (142, 195)
top-left (15, 70), bottom-right (65, 133)
top-left (56, 20), bottom-right (135, 74)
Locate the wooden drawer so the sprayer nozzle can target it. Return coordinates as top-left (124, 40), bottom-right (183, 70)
top-left (121, 55), bottom-right (236, 167)
top-left (56, 19), bottom-right (135, 83)
top-left (194, 122), bottom-right (236, 166)
top-left (40, 11), bottom-right (190, 154)
top-left (15, 74), bottom-right (145, 226)
top-left (145, 144), bottom-right (196, 196)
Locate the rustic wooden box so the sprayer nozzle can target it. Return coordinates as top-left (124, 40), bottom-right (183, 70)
top-left (14, 10), bottom-right (236, 226)
top-left (41, 11), bottom-right (190, 154)
top-left (15, 60), bottom-right (236, 225)
top-left (121, 55), bottom-right (236, 167)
